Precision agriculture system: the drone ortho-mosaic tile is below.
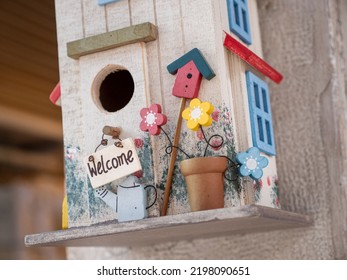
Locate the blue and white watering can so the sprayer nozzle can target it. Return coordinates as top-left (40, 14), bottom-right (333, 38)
top-left (94, 176), bottom-right (157, 222)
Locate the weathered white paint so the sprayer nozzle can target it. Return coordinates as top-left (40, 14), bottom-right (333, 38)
top-left (82, 0), bottom-right (107, 36)
top-left (54, 0), bottom-right (91, 227)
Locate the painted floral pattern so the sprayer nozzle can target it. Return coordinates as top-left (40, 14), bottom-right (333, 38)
top-left (270, 175), bottom-right (280, 208)
top-left (134, 138), bottom-right (144, 149)
top-left (64, 145), bottom-right (92, 226)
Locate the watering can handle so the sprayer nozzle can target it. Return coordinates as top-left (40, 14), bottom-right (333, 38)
top-left (144, 185), bottom-right (157, 209)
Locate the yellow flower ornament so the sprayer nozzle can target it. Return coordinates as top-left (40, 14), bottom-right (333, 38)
top-left (182, 98), bottom-right (214, 131)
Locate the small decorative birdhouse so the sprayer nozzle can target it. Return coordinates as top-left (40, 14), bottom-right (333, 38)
top-left (54, 0), bottom-right (283, 228)
top-left (167, 48), bottom-right (215, 99)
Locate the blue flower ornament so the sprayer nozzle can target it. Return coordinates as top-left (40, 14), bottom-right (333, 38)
top-left (236, 147), bottom-right (269, 180)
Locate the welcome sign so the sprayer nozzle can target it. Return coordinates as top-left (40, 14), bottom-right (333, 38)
top-left (84, 138), bottom-right (142, 189)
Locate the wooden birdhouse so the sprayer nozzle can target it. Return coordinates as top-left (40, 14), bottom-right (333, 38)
top-left (59, 0), bottom-right (282, 225)
top-left (26, 0), bottom-right (312, 247)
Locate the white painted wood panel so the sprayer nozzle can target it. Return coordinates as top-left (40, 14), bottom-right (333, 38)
top-left (152, 0), bottom-right (185, 215)
top-left (82, 0), bottom-right (107, 37)
top-left (248, 0), bottom-right (263, 56)
top-left (54, 0), bottom-right (91, 227)
top-left (106, 0), bottom-right (131, 31)
top-left (180, 0), bottom-right (220, 103)
top-left (129, 0), bottom-right (156, 25)
top-left (128, 1), bottom-right (163, 193)
top-left (79, 44), bottom-right (148, 154)
top-left (78, 43), bottom-right (154, 224)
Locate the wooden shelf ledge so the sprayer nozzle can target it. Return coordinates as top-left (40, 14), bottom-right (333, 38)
top-left (25, 205), bottom-right (312, 247)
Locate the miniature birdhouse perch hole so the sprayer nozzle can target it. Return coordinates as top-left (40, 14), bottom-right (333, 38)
top-left (91, 65), bottom-right (134, 113)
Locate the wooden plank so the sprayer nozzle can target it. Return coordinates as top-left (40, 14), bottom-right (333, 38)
top-left (105, 0), bottom-right (130, 31)
top-left (153, 0), bottom-right (185, 215)
top-left (78, 42), bottom-right (151, 225)
top-left (0, 11), bottom-right (57, 46)
top-left (0, 90), bottom-right (61, 121)
top-left (24, 205), bottom-right (312, 247)
top-left (129, 0), bottom-right (156, 25)
top-left (0, 1), bottom-right (56, 33)
top-left (82, 0), bottom-right (107, 37)
top-left (54, 0), bottom-right (91, 228)
top-left (224, 38), bottom-right (280, 207)
top-left (14, 0), bottom-right (56, 22)
top-left (129, 1), bottom-right (162, 219)
top-left (223, 33), bottom-right (283, 84)
top-left (179, 0), bottom-right (219, 104)
top-left (98, 0), bottom-right (121, 5)
top-left (0, 22), bottom-right (57, 58)
top-left (67, 22), bottom-right (158, 59)
top-left (0, 66), bottom-right (57, 91)
top-left (248, 0), bottom-right (263, 56)
top-left (0, 105), bottom-right (62, 140)
top-left (0, 146), bottom-right (63, 174)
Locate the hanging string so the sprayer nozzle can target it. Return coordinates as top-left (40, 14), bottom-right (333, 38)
top-left (94, 132), bottom-right (123, 153)
top-left (161, 127), bottom-right (192, 159)
top-left (94, 133), bottom-right (108, 152)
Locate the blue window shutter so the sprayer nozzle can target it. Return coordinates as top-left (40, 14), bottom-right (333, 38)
top-left (98, 0), bottom-right (121, 5)
top-left (246, 71), bottom-right (276, 155)
top-left (226, 0), bottom-right (252, 45)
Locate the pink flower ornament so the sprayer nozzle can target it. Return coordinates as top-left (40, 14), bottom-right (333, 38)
top-left (140, 104), bottom-right (167, 135)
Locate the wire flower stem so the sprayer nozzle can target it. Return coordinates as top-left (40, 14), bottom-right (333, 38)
top-left (161, 127), bottom-right (192, 159)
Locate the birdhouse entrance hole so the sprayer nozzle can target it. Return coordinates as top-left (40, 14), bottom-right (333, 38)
top-left (92, 65), bottom-right (134, 113)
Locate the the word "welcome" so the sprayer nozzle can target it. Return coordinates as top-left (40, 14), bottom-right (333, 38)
top-left (84, 138), bottom-right (142, 189)
top-left (88, 151), bottom-right (134, 177)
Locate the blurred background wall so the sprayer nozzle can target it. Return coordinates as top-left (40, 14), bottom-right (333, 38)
top-left (0, 0), bottom-right (65, 259)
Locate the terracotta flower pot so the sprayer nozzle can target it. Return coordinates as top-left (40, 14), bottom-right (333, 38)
top-left (180, 156), bottom-right (228, 212)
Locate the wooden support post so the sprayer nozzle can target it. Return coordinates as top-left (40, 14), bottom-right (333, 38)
top-left (161, 98), bottom-right (186, 216)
